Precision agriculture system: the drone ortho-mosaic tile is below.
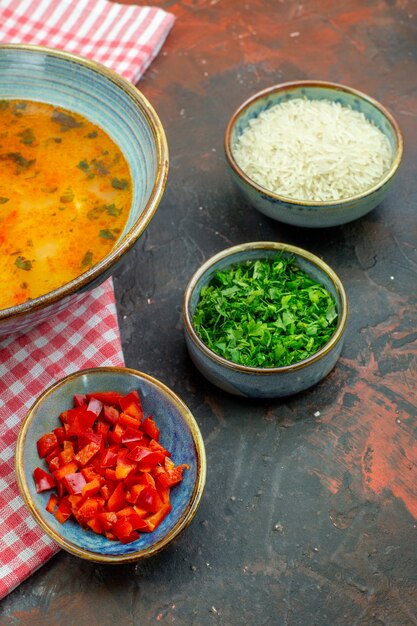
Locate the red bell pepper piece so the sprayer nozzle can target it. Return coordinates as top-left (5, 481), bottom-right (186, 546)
top-left (96, 511), bottom-right (118, 531)
top-left (36, 432), bottom-right (59, 458)
top-left (73, 497), bottom-right (104, 526)
top-left (45, 493), bottom-right (59, 513)
top-left (86, 516), bottom-right (103, 534)
top-left (112, 518), bottom-right (140, 544)
top-left (62, 472), bottom-right (87, 495)
top-left (144, 503), bottom-right (172, 532)
top-left (102, 404), bottom-right (120, 425)
top-left (58, 445), bottom-right (75, 466)
top-left (73, 394), bottom-right (87, 407)
top-left (95, 419), bottom-right (110, 439)
top-left (121, 427), bottom-right (145, 449)
top-left (128, 512), bottom-right (150, 531)
top-left (148, 438), bottom-right (171, 457)
top-left (82, 477), bottom-right (102, 498)
top-left (141, 417), bottom-right (160, 441)
top-left (138, 451), bottom-right (165, 471)
top-left (127, 483), bottom-right (146, 504)
top-left (156, 466), bottom-right (187, 489)
top-left (87, 397), bottom-right (103, 417)
top-left (54, 497), bottom-right (72, 523)
top-left (75, 442), bottom-right (100, 466)
top-left (64, 406), bottom-right (97, 437)
top-left (136, 485), bottom-right (163, 513)
top-left (100, 445), bottom-right (119, 468)
top-left (87, 391), bottom-right (123, 405)
top-left (33, 467), bottom-right (56, 492)
top-left (123, 473), bottom-right (144, 487)
top-left (119, 391), bottom-right (143, 420)
top-left (107, 481), bottom-right (126, 512)
top-left (127, 445), bottom-right (154, 463)
top-left (78, 428), bottom-right (103, 450)
top-left (118, 412), bottom-right (140, 430)
top-left (53, 461), bottom-right (78, 482)
top-left (53, 427), bottom-right (66, 445)
top-left (115, 449), bottom-right (137, 480)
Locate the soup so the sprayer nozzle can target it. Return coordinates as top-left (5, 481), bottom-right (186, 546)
top-left (0, 100), bottom-right (132, 309)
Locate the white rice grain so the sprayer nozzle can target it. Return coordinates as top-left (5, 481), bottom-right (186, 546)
top-left (232, 98), bottom-right (393, 202)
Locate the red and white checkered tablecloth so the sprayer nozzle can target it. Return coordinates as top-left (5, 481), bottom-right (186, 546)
top-left (0, 0), bottom-right (175, 600)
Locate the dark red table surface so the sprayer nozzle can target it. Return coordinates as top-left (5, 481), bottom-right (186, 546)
top-left (2, 1), bottom-right (417, 624)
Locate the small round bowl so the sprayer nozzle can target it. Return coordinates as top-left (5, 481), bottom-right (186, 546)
top-left (15, 367), bottom-right (206, 563)
top-left (225, 80), bottom-right (403, 228)
top-left (183, 242), bottom-right (348, 398)
top-left (0, 44), bottom-right (168, 337)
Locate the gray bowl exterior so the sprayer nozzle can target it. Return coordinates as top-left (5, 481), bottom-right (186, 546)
top-left (228, 83), bottom-right (401, 228)
top-left (184, 330), bottom-right (344, 398)
top-left (184, 245), bottom-right (347, 399)
top-left (229, 168), bottom-right (398, 228)
top-left (0, 45), bottom-right (167, 336)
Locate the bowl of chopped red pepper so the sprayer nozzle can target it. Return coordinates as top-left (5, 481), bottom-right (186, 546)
top-left (15, 367), bottom-right (206, 562)
top-left (183, 241), bottom-right (348, 398)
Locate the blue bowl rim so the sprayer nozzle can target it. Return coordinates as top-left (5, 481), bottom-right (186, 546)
top-left (183, 241), bottom-right (348, 375)
top-left (15, 366), bottom-right (207, 563)
top-left (0, 43), bottom-right (169, 325)
top-left (224, 79), bottom-right (403, 208)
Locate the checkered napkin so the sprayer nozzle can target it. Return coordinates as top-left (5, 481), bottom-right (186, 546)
top-left (0, 0), bottom-right (175, 600)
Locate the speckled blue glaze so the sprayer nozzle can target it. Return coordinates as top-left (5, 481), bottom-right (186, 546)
top-left (183, 242), bottom-right (348, 398)
top-left (225, 81), bottom-right (403, 228)
top-left (0, 44), bottom-right (168, 337)
top-left (16, 368), bottom-right (206, 562)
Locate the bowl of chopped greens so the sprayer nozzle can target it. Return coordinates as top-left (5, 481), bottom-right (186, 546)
top-left (225, 80), bottom-right (402, 227)
top-left (183, 242), bottom-right (348, 398)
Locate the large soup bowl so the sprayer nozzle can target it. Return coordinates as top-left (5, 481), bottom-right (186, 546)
top-left (0, 44), bottom-right (168, 337)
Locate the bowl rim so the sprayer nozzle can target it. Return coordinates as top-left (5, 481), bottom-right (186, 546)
top-left (15, 366), bottom-right (206, 563)
top-left (183, 241), bottom-right (348, 375)
top-left (0, 43), bottom-right (169, 325)
top-left (224, 79), bottom-right (403, 208)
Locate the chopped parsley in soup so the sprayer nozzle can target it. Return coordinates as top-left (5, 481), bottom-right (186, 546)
top-left (0, 100), bottom-right (132, 309)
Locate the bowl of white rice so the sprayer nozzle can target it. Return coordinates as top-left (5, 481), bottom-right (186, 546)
top-left (225, 81), bottom-right (403, 227)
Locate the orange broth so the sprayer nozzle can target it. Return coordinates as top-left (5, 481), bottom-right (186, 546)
top-left (0, 100), bottom-right (132, 309)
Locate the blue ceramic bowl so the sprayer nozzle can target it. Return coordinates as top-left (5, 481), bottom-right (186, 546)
top-left (15, 367), bottom-right (206, 562)
top-left (225, 81), bottom-right (402, 228)
top-left (0, 44), bottom-right (168, 337)
top-left (183, 242), bottom-right (348, 398)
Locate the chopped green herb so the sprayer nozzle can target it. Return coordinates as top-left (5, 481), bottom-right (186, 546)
top-left (0, 197), bottom-right (9, 204)
top-left (41, 186), bottom-right (57, 194)
top-left (99, 229), bottom-right (117, 240)
top-left (192, 255), bottom-right (338, 368)
top-left (60, 188), bottom-right (74, 203)
top-left (77, 158), bottom-right (109, 178)
top-left (13, 102), bottom-right (27, 117)
top-left (51, 109), bottom-right (83, 132)
top-left (87, 205), bottom-right (105, 220)
top-left (3, 152), bottom-right (36, 172)
top-left (77, 159), bottom-right (90, 172)
top-left (15, 256), bottom-right (32, 271)
top-left (18, 128), bottom-right (35, 145)
top-left (105, 203), bottom-right (123, 217)
top-left (87, 203), bottom-right (123, 220)
top-left (111, 178), bottom-right (129, 190)
top-left (0, 100), bottom-right (9, 111)
top-left (91, 159), bottom-right (109, 176)
top-left (87, 131), bottom-right (98, 139)
top-left (81, 250), bottom-right (93, 270)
